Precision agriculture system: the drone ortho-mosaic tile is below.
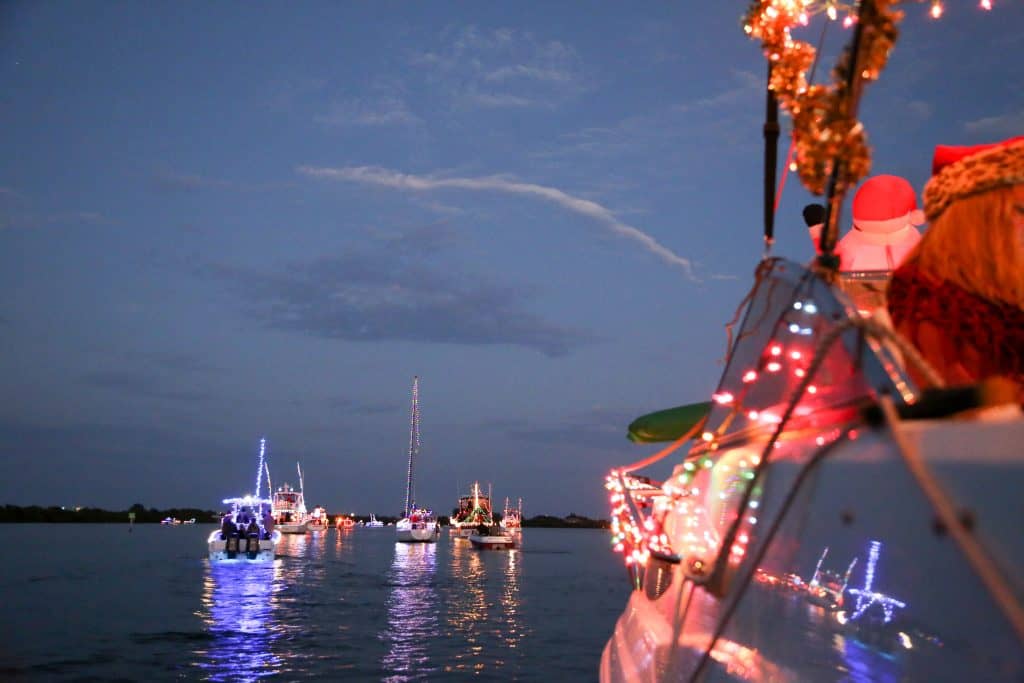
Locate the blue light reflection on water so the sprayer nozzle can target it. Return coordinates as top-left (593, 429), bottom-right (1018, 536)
top-left (195, 559), bottom-right (283, 681)
top-left (381, 542), bottom-right (439, 682)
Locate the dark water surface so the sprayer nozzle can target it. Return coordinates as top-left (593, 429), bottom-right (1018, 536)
top-left (0, 525), bottom-right (627, 681)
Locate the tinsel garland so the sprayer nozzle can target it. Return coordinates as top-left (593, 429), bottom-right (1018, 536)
top-left (743, 0), bottom-right (903, 195)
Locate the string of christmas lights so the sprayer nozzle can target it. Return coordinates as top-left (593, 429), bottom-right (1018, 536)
top-left (405, 376), bottom-right (421, 517)
top-left (255, 437), bottom-right (266, 499)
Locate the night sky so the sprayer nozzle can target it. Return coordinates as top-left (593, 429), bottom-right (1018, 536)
top-left (2, 2), bottom-right (1021, 518)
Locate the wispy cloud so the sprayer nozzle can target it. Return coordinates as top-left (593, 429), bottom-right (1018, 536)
top-left (209, 225), bottom-right (594, 357)
top-left (326, 396), bottom-right (401, 416)
top-left (315, 95), bottom-right (421, 127)
top-left (674, 69), bottom-right (762, 113)
top-left (297, 165), bottom-right (696, 278)
top-left (410, 25), bottom-right (587, 109)
top-left (964, 108), bottom-right (1024, 137)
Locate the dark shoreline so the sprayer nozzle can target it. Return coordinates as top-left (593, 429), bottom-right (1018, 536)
top-left (1, 504), bottom-right (609, 528)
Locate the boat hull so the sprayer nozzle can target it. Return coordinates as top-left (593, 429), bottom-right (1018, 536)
top-left (277, 522), bottom-right (308, 534)
top-left (207, 532), bottom-right (277, 563)
top-left (469, 533), bottom-right (519, 550)
top-left (396, 524), bottom-right (437, 543)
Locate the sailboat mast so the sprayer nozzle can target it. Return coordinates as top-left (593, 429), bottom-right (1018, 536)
top-left (404, 376), bottom-right (420, 518)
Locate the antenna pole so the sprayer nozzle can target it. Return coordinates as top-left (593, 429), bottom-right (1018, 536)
top-left (818, 0), bottom-right (875, 272)
top-left (762, 60), bottom-right (780, 257)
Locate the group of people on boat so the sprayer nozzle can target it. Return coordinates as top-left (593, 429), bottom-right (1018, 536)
top-left (219, 505), bottom-right (275, 541)
top-left (804, 134), bottom-right (1023, 401)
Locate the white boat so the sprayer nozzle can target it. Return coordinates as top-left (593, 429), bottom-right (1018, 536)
top-left (396, 376), bottom-right (438, 543)
top-left (208, 439), bottom-right (280, 563)
top-left (208, 496), bottom-right (280, 563)
top-left (469, 524), bottom-right (520, 550)
top-left (271, 462), bottom-right (310, 533)
top-left (365, 513), bottom-right (385, 528)
top-left (599, 11), bottom-right (1024, 680)
top-left (499, 497), bottom-right (523, 536)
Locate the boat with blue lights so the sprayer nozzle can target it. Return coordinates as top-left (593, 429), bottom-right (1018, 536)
top-left (599, 3), bottom-right (1024, 680)
top-left (395, 376), bottom-right (439, 543)
top-left (208, 496), bottom-right (280, 563)
top-left (208, 439), bottom-right (281, 562)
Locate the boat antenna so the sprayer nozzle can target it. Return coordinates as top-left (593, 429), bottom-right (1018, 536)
top-left (762, 60), bottom-right (780, 258)
top-left (404, 376), bottom-right (421, 518)
top-left (816, 0), bottom-right (876, 274)
top-left (297, 461), bottom-right (304, 497)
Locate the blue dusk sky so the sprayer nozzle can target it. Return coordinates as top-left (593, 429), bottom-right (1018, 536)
top-left (1, 2), bottom-right (1021, 517)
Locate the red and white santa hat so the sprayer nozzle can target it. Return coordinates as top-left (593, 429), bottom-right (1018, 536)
top-left (851, 174), bottom-right (925, 234)
top-left (924, 135), bottom-right (1024, 221)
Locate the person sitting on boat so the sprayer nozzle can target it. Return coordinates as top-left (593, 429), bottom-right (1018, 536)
top-left (221, 513), bottom-right (236, 540)
top-left (261, 508), bottom-right (274, 539)
top-left (887, 136), bottom-right (1024, 394)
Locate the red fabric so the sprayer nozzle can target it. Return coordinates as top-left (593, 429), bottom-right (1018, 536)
top-left (852, 175), bottom-right (919, 221)
top-left (888, 265), bottom-right (1024, 383)
top-left (931, 135), bottom-right (1024, 175)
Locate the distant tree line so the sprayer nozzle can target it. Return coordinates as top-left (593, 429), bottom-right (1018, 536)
top-left (522, 513), bottom-right (609, 529)
top-left (0, 503), bottom-right (219, 523)
top-left (0, 505), bottom-right (609, 527)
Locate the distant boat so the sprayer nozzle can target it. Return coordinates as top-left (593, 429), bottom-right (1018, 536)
top-left (161, 517), bottom-right (181, 525)
top-left (207, 438), bottom-right (280, 563)
top-left (272, 462), bottom-right (309, 534)
top-left (395, 376), bottom-right (439, 543)
top-left (365, 513), bottom-right (385, 528)
top-left (334, 515), bottom-right (356, 530)
top-left (499, 497), bottom-right (523, 536)
top-left (307, 505), bottom-right (329, 532)
top-left (450, 481), bottom-right (494, 539)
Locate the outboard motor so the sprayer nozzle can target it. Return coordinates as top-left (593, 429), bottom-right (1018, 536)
top-left (226, 534), bottom-right (239, 559)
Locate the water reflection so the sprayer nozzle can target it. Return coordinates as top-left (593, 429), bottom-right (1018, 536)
top-left (381, 542), bottom-right (439, 682)
top-left (500, 550), bottom-right (523, 652)
top-left (446, 537), bottom-right (488, 673)
top-left (195, 560), bottom-right (283, 681)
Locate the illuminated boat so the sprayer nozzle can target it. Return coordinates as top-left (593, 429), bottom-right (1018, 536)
top-left (395, 377), bottom-right (439, 543)
top-left (450, 481), bottom-right (494, 538)
top-left (208, 439), bottom-right (281, 563)
top-left (499, 497), bottom-right (523, 536)
top-left (599, 5), bottom-right (1024, 680)
top-left (365, 513), bottom-right (385, 528)
top-left (334, 514), bottom-right (356, 530)
top-left (307, 505), bottom-right (329, 532)
top-left (271, 463), bottom-right (309, 534)
top-left (208, 496), bottom-right (280, 563)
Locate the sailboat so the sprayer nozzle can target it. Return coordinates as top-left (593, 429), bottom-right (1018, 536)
top-left (395, 376), bottom-right (439, 543)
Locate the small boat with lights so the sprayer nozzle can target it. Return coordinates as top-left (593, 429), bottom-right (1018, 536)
top-left (499, 497), bottom-right (523, 536)
top-left (469, 524), bottom-right (520, 550)
top-left (208, 495), bottom-right (280, 563)
top-left (395, 376), bottom-right (439, 543)
top-left (307, 505), bottom-right (329, 532)
top-left (207, 438), bottom-right (280, 563)
top-left (335, 514), bottom-right (356, 530)
top-left (365, 513), bottom-right (385, 528)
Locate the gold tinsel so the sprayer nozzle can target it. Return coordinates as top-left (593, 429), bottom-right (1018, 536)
top-left (743, 0), bottom-right (903, 195)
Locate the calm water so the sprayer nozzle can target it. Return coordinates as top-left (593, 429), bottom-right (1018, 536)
top-left (0, 524), bottom-right (627, 681)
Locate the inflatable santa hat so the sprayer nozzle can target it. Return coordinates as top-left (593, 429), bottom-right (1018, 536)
top-left (835, 174), bottom-right (925, 271)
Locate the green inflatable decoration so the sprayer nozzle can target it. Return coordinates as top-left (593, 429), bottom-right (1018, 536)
top-left (627, 401), bottom-right (713, 443)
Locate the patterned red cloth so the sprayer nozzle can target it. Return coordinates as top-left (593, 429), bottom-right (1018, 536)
top-left (888, 265), bottom-right (1024, 384)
